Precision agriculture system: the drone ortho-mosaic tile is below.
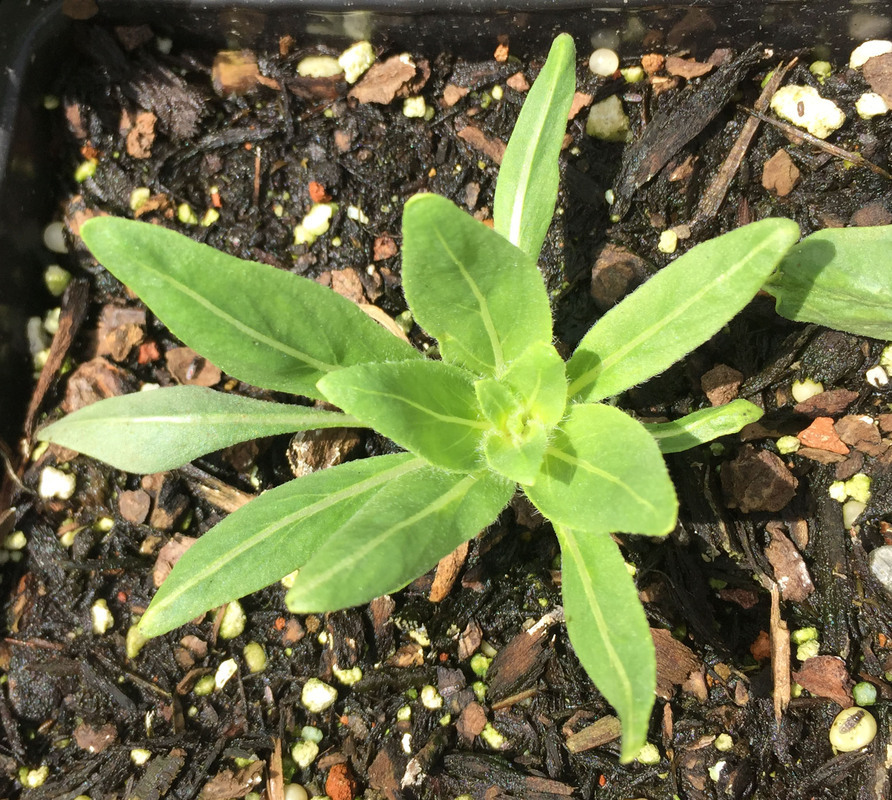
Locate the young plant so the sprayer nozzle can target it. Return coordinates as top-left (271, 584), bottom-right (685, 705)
top-left (37, 34), bottom-right (892, 760)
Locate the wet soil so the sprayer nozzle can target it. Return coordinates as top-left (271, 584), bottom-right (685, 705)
top-left (3, 18), bottom-right (892, 800)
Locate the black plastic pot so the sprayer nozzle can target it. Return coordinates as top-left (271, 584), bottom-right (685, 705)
top-left (1, 0), bottom-right (891, 444)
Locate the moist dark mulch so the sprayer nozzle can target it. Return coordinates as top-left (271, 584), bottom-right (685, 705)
top-left (3, 18), bottom-right (892, 800)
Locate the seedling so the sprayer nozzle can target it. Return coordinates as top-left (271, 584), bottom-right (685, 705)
top-left (38, 34), bottom-right (892, 760)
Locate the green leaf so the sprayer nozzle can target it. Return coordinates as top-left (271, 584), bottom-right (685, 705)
top-left (80, 217), bottom-right (419, 398)
top-left (555, 525), bottom-right (656, 762)
top-left (286, 467), bottom-right (513, 612)
top-left (139, 454), bottom-right (423, 637)
top-left (483, 420), bottom-right (547, 485)
top-left (566, 219), bottom-right (801, 402)
top-left (764, 225), bottom-right (892, 339)
top-left (501, 341), bottom-right (567, 428)
top-left (318, 359), bottom-right (487, 472)
top-left (493, 32), bottom-right (576, 259)
top-left (643, 398), bottom-right (763, 454)
top-left (475, 378), bottom-right (519, 428)
top-left (524, 403), bottom-right (676, 536)
top-left (36, 385), bottom-right (358, 473)
top-left (402, 193), bottom-right (552, 376)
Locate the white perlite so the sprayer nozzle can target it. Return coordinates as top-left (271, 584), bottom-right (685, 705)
top-left (38, 466), bottom-right (76, 500)
top-left (769, 85), bottom-right (845, 139)
top-left (849, 40), bottom-right (892, 69)
top-left (339, 41), bottom-right (375, 84)
top-left (301, 677), bottom-right (338, 712)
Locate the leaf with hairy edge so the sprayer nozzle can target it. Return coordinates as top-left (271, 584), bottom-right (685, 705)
top-left (556, 525), bottom-right (656, 762)
top-left (494, 33), bottom-right (576, 259)
top-left (286, 466), bottom-right (513, 612)
top-left (318, 359), bottom-right (487, 472)
top-left (566, 219), bottom-right (801, 403)
top-left (764, 225), bottom-right (892, 339)
top-left (483, 420), bottom-right (547, 485)
top-left (524, 403), bottom-right (676, 536)
top-left (139, 454), bottom-right (423, 636)
top-left (80, 217), bottom-right (419, 398)
top-left (501, 341), bottom-right (567, 427)
top-left (402, 193), bottom-right (552, 376)
top-left (643, 399), bottom-right (763, 454)
top-left (36, 386), bottom-right (359, 473)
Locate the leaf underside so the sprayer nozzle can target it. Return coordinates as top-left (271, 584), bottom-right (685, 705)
top-left (80, 216), bottom-right (419, 398)
top-left (765, 225), bottom-right (892, 339)
top-left (36, 385), bottom-right (356, 473)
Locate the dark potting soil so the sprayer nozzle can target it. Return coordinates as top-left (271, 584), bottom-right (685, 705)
top-left (3, 19), bottom-right (892, 800)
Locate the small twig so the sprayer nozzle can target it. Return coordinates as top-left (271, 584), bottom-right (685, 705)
top-left (692, 59), bottom-right (797, 228)
top-left (769, 583), bottom-right (791, 723)
top-left (739, 106), bottom-right (892, 180)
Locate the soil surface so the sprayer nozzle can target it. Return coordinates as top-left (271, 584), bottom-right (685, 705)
top-left (3, 17), bottom-right (892, 800)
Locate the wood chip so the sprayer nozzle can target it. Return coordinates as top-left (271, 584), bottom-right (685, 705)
top-left (73, 722), bottom-right (117, 753)
top-left (721, 445), bottom-right (798, 513)
top-left (212, 50), bottom-right (279, 95)
top-left (121, 109), bottom-right (157, 159)
top-left (792, 655), bottom-right (854, 708)
top-left (652, 627), bottom-right (701, 699)
top-left (487, 619), bottom-right (552, 700)
top-left (456, 124), bottom-right (506, 164)
top-left (641, 53), bottom-right (665, 74)
top-left (769, 584), bottom-right (790, 722)
top-left (373, 233), bottom-right (398, 261)
top-left (368, 742), bottom-right (405, 800)
top-left (700, 364), bottom-right (744, 406)
top-left (442, 83), bottom-right (470, 107)
top-left (794, 389), bottom-right (859, 417)
top-left (62, 0), bottom-right (98, 20)
top-left (862, 52), bottom-right (892, 106)
top-left (665, 55), bottom-right (713, 78)
top-left (456, 701), bottom-right (488, 742)
top-left (764, 524), bottom-right (814, 602)
top-left (565, 715), bottom-right (622, 753)
top-left (458, 618), bottom-right (483, 661)
top-left (349, 56), bottom-right (416, 104)
top-left (506, 72), bottom-right (529, 92)
top-left (386, 643), bottom-right (424, 667)
top-left (119, 489), bottom-right (151, 524)
top-left (330, 268), bottom-right (366, 303)
top-left (153, 535), bottom-right (197, 587)
top-left (166, 346), bottom-right (222, 387)
top-left (590, 243), bottom-right (649, 311)
top-left (797, 416), bottom-right (849, 454)
top-left (835, 415), bottom-right (884, 456)
top-left (61, 356), bottom-right (137, 414)
top-left (568, 91), bottom-right (593, 120)
top-left (429, 541), bottom-right (469, 603)
top-left (199, 760), bottom-right (264, 800)
top-left (286, 428), bottom-right (363, 478)
top-left (762, 149), bottom-right (800, 197)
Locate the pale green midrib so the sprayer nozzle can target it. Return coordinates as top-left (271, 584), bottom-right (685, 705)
top-left (348, 386), bottom-right (490, 430)
top-left (291, 473), bottom-right (480, 599)
top-left (137, 258), bottom-right (338, 375)
top-left (146, 457), bottom-right (425, 619)
top-left (64, 411), bottom-right (363, 428)
top-left (556, 525), bottom-right (634, 718)
top-left (567, 232), bottom-right (784, 399)
top-left (504, 59), bottom-right (565, 250)
top-left (432, 227), bottom-right (504, 373)
top-left (545, 445), bottom-right (659, 516)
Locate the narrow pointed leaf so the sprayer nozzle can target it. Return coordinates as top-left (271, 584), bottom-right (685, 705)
top-left (764, 225), bottom-right (892, 339)
top-left (402, 193), bottom-right (552, 376)
top-left (643, 399), bottom-right (763, 454)
top-left (36, 385), bottom-right (358, 473)
top-left (524, 403), bottom-right (676, 536)
top-left (566, 219), bottom-right (801, 402)
top-left (318, 359), bottom-right (486, 472)
top-left (139, 454), bottom-right (423, 637)
top-left (556, 525), bottom-right (656, 762)
top-left (494, 32), bottom-right (576, 259)
top-left (286, 467), bottom-right (513, 612)
top-left (80, 217), bottom-right (419, 398)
